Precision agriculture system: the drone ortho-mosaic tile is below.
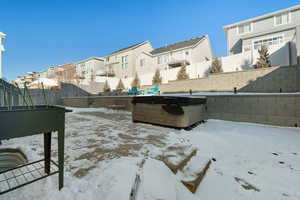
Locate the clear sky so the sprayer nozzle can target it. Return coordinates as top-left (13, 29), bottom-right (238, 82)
top-left (1, 0), bottom-right (299, 80)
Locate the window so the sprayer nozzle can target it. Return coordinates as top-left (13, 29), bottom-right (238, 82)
top-left (157, 54), bottom-right (169, 64)
top-left (253, 35), bottom-right (284, 50)
top-left (157, 56), bottom-right (162, 64)
top-left (106, 57), bottom-right (110, 62)
top-left (140, 58), bottom-right (145, 67)
top-left (237, 23), bottom-right (252, 34)
top-left (185, 51), bottom-right (189, 55)
top-left (121, 55), bottom-right (128, 69)
top-left (164, 55), bottom-right (169, 63)
top-left (274, 12), bottom-right (290, 26)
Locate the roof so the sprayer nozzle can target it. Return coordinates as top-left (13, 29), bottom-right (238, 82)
top-left (76, 57), bottom-right (104, 64)
top-left (223, 4), bottom-right (300, 30)
top-left (150, 36), bottom-right (206, 55)
top-left (107, 41), bottom-right (149, 56)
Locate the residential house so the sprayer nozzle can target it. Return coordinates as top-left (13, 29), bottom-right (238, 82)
top-left (104, 41), bottom-right (153, 79)
top-left (134, 35), bottom-right (213, 84)
top-left (151, 35), bottom-right (212, 68)
top-left (39, 67), bottom-right (56, 79)
top-left (223, 5), bottom-right (300, 67)
top-left (12, 76), bottom-right (27, 87)
top-left (12, 72), bottom-right (39, 87)
top-left (0, 32), bottom-right (6, 79)
top-left (75, 57), bottom-right (105, 84)
top-left (54, 63), bottom-right (76, 84)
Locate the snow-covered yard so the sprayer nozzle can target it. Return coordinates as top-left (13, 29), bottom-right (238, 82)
top-left (1, 107), bottom-right (300, 200)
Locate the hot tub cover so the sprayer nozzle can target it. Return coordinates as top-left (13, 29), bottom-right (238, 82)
top-left (132, 96), bottom-right (206, 106)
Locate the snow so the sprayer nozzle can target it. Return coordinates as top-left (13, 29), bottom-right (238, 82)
top-left (29, 78), bottom-right (59, 87)
top-left (1, 107), bottom-right (300, 200)
top-left (137, 159), bottom-right (195, 200)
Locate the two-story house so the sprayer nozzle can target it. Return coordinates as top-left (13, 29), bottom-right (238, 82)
top-left (0, 32), bottom-right (6, 79)
top-left (104, 41), bottom-right (153, 79)
top-left (224, 5), bottom-right (300, 66)
top-left (75, 57), bottom-right (105, 84)
top-left (150, 35), bottom-right (212, 70)
top-left (135, 35), bottom-right (213, 82)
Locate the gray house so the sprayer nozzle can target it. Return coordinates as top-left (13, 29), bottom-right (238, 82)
top-left (223, 5), bottom-right (300, 66)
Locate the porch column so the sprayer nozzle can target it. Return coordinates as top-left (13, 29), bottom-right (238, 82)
top-left (0, 32), bottom-right (6, 79)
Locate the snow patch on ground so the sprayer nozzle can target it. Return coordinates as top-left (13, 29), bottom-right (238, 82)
top-left (1, 107), bottom-right (300, 200)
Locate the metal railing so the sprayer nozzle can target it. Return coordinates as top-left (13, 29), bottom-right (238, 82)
top-left (0, 79), bottom-right (44, 109)
top-left (0, 79), bottom-right (21, 108)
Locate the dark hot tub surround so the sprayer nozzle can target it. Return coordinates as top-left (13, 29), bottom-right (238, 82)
top-left (132, 96), bottom-right (207, 128)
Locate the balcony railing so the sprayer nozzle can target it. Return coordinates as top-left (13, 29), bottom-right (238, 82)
top-left (168, 59), bottom-right (190, 68)
top-left (96, 70), bottom-right (115, 77)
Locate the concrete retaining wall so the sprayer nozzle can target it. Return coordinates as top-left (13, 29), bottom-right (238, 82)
top-left (63, 93), bottom-right (300, 127)
top-left (160, 65), bottom-right (300, 93)
top-left (63, 96), bottom-right (133, 111)
top-left (206, 94), bottom-right (300, 127)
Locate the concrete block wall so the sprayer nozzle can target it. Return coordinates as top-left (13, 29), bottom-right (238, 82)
top-left (63, 96), bottom-right (133, 111)
top-left (207, 94), bottom-right (300, 127)
top-left (78, 82), bottom-right (104, 94)
top-left (160, 65), bottom-right (300, 93)
top-left (62, 94), bottom-right (300, 127)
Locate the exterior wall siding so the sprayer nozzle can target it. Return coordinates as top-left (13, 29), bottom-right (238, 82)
top-left (226, 8), bottom-right (300, 56)
top-left (107, 42), bottom-right (153, 79)
top-left (191, 37), bottom-right (213, 63)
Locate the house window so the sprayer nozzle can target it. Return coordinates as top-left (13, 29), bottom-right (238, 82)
top-left (121, 55), bottom-right (128, 69)
top-left (237, 23), bottom-right (252, 34)
top-left (253, 35), bottom-right (284, 50)
top-left (185, 51), bottom-right (189, 55)
top-left (164, 55), bottom-right (169, 63)
top-left (274, 12), bottom-right (290, 26)
top-left (157, 56), bottom-right (162, 64)
top-left (106, 57), bottom-right (110, 62)
top-left (140, 58), bottom-right (145, 67)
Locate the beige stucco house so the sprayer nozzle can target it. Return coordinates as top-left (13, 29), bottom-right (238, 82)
top-left (104, 41), bottom-right (153, 79)
top-left (137, 35), bottom-right (212, 74)
top-left (132, 35), bottom-right (213, 84)
top-left (0, 32), bottom-right (6, 79)
top-left (75, 57), bottom-right (105, 84)
top-left (224, 5), bottom-right (300, 66)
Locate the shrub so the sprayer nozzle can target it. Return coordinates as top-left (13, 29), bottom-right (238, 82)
top-left (255, 45), bottom-right (272, 68)
top-left (152, 68), bottom-right (162, 85)
top-left (103, 80), bottom-right (111, 92)
top-left (116, 79), bottom-right (125, 91)
top-left (210, 57), bottom-right (223, 74)
top-left (131, 73), bottom-right (141, 88)
top-left (177, 64), bottom-right (189, 80)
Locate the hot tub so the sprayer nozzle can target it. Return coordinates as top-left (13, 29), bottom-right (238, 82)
top-left (132, 96), bottom-right (207, 128)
